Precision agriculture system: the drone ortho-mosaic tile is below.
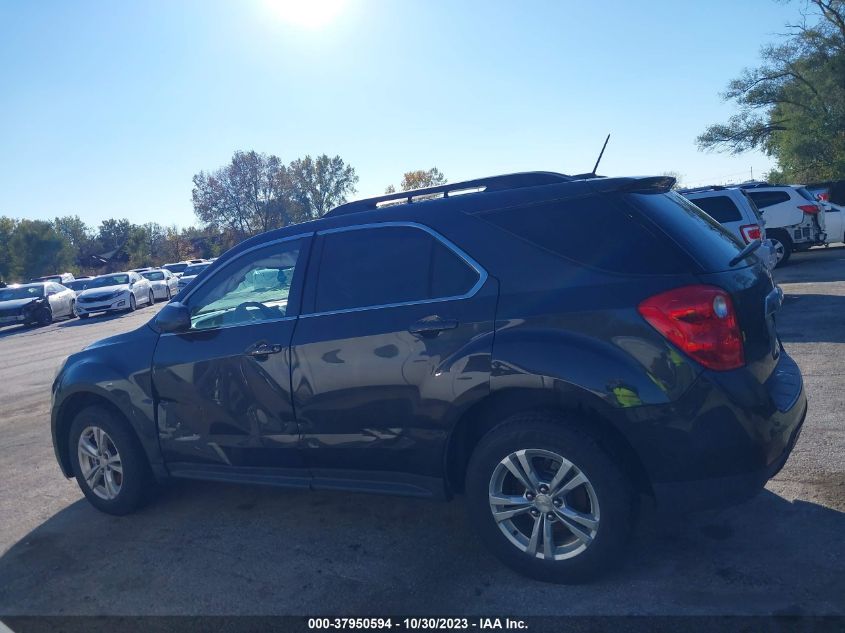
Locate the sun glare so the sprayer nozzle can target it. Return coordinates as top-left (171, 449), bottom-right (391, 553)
top-left (264, 0), bottom-right (349, 28)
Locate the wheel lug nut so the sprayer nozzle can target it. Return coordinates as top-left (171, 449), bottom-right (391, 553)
top-left (553, 498), bottom-right (562, 507)
top-left (546, 513), bottom-right (555, 520)
top-left (538, 485), bottom-right (549, 494)
top-left (530, 509), bottom-right (540, 517)
top-left (525, 492), bottom-right (534, 500)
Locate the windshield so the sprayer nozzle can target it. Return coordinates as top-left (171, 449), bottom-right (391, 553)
top-left (65, 280), bottom-right (91, 291)
top-left (182, 264), bottom-right (210, 276)
top-left (0, 285), bottom-right (44, 301)
top-left (87, 274), bottom-right (130, 288)
top-left (163, 263), bottom-right (188, 273)
top-left (143, 271), bottom-right (165, 281)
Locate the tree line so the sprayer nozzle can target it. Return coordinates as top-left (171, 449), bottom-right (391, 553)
top-left (0, 153), bottom-right (445, 284)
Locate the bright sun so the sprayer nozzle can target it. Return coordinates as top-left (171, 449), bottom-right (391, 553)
top-left (264, 0), bottom-right (349, 28)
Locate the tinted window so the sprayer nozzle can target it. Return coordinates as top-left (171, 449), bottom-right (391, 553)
top-left (183, 264), bottom-right (210, 276)
top-left (143, 271), bottom-right (165, 281)
top-left (747, 190), bottom-right (790, 208)
top-left (187, 239), bottom-right (302, 330)
top-left (477, 195), bottom-right (688, 275)
top-left (688, 195), bottom-right (742, 223)
top-left (163, 263), bottom-right (188, 273)
top-left (628, 192), bottom-right (745, 272)
top-left (315, 226), bottom-right (478, 312)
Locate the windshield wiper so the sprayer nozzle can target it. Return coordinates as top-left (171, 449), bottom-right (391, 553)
top-left (729, 239), bottom-right (763, 267)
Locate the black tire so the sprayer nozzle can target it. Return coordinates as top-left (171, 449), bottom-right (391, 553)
top-left (768, 230), bottom-right (793, 268)
top-left (148, 290), bottom-right (155, 307)
top-left (128, 294), bottom-right (136, 312)
top-left (465, 413), bottom-right (635, 583)
top-left (69, 300), bottom-right (77, 319)
top-left (68, 405), bottom-right (154, 515)
top-left (165, 287), bottom-right (172, 301)
top-left (35, 307), bottom-right (52, 326)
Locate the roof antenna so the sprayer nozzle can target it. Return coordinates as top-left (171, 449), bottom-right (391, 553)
top-left (591, 133), bottom-right (610, 176)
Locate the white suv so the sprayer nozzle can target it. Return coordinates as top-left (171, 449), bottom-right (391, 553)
top-left (680, 186), bottom-right (778, 269)
top-left (738, 183), bottom-right (826, 265)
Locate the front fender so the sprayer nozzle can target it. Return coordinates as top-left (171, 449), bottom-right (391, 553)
top-left (51, 325), bottom-right (164, 478)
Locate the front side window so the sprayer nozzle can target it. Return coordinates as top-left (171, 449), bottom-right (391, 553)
top-left (186, 239), bottom-right (302, 330)
top-left (315, 225), bottom-right (479, 313)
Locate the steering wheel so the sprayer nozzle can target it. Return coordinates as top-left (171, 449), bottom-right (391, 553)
top-left (234, 301), bottom-right (276, 320)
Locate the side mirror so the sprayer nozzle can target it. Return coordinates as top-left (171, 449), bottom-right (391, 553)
top-left (155, 302), bottom-right (191, 333)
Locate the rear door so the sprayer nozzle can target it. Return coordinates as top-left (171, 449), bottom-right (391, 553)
top-left (290, 222), bottom-right (497, 496)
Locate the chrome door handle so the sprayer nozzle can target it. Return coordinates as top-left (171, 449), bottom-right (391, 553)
top-left (247, 343), bottom-right (282, 357)
top-left (409, 318), bottom-right (459, 337)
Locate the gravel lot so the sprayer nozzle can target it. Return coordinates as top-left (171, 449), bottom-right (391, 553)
top-left (0, 250), bottom-right (843, 616)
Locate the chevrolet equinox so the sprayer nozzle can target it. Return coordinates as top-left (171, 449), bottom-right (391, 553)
top-left (51, 172), bottom-right (807, 582)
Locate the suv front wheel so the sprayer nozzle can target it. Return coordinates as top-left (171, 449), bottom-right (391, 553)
top-left (465, 413), bottom-right (634, 583)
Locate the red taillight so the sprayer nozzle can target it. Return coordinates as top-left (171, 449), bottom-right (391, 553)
top-left (739, 223), bottom-right (762, 243)
top-left (637, 285), bottom-right (745, 371)
top-left (818, 192), bottom-right (830, 202)
top-left (798, 204), bottom-right (820, 215)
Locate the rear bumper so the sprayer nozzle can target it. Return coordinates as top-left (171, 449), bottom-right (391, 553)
top-left (621, 349), bottom-right (807, 512)
top-left (651, 396), bottom-right (806, 511)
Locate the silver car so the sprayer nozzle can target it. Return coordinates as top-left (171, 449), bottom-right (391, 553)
top-left (0, 282), bottom-right (77, 327)
top-left (141, 269), bottom-right (179, 301)
top-left (74, 272), bottom-right (154, 318)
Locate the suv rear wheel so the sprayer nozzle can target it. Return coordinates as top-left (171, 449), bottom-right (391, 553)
top-left (465, 413), bottom-right (634, 583)
top-left (768, 230), bottom-right (792, 267)
top-left (69, 405), bottom-right (154, 515)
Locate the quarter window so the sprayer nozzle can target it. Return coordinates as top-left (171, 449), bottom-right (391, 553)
top-left (747, 190), bottom-right (790, 209)
top-left (186, 239), bottom-right (302, 330)
top-left (315, 226), bottom-right (479, 313)
top-left (688, 195), bottom-right (743, 223)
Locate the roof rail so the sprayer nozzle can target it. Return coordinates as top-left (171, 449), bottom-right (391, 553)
top-left (737, 181), bottom-right (773, 189)
top-left (678, 185), bottom-right (727, 194)
top-left (324, 171), bottom-right (573, 217)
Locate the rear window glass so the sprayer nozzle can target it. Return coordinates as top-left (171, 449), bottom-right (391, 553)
top-left (688, 195), bottom-right (743, 223)
top-left (626, 192), bottom-right (744, 272)
top-left (795, 187), bottom-right (818, 202)
top-left (476, 194), bottom-right (689, 275)
top-left (747, 190), bottom-right (790, 208)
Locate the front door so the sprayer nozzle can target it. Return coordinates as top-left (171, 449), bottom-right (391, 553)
top-left (152, 235), bottom-right (312, 481)
top-left (291, 223), bottom-right (497, 496)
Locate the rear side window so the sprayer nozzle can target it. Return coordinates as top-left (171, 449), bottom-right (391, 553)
top-left (747, 190), bottom-right (790, 208)
top-left (627, 192), bottom-right (744, 272)
top-left (688, 195), bottom-right (742, 223)
top-left (315, 226), bottom-right (479, 312)
top-left (795, 187), bottom-right (818, 202)
top-left (476, 195), bottom-right (688, 274)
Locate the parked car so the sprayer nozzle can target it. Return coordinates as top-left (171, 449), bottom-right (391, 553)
top-left (680, 186), bottom-right (778, 269)
top-left (176, 262), bottom-right (212, 293)
top-left (30, 273), bottom-right (75, 284)
top-left (64, 277), bottom-right (94, 292)
top-left (737, 183), bottom-right (826, 265)
top-left (74, 272), bottom-right (154, 318)
top-left (51, 172), bottom-right (805, 583)
top-left (806, 183), bottom-right (845, 245)
top-left (0, 282), bottom-right (76, 327)
top-left (161, 262), bottom-right (191, 277)
top-left (141, 269), bottom-right (178, 301)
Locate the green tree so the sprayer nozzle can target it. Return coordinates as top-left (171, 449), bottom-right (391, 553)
top-left (698, 0), bottom-right (845, 182)
top-left (0, 217), bottom-right (16, 282)
top-left (96, 218), bottom-right (133, 253)
top-left (9, 220), bottom-right (74, 280)
top-left (385, 167), bottom-right (447, 193)
top-left (192, 151), bottom-right (294, 240)
top-left (288, 154), bottom-right (359, 220)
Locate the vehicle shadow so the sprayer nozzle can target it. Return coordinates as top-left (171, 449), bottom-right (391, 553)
top-left (57, 311), bottom-right (134, 328)
top-left (0, 481), bottom-right (843, 616)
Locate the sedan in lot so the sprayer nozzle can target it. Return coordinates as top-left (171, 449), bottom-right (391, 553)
top-left (176, 262), bottom-right (211, 293)
top-left (0, 282), bottom-right (77, 327)
top-left (141, 269), bottom-right (179, 301)
top-left (74, 272), bottom-right (154, 318)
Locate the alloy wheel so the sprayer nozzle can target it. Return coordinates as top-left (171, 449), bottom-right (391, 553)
top-left (771, 238), bottom-right (786, 263)
top-left (488, 448), bottom-right (600, 561)
top-left (77, 426), bottom-right (123, 500)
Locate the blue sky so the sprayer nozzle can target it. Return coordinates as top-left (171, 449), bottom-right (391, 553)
top-left (0, 0), bottom-right (800, 228)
